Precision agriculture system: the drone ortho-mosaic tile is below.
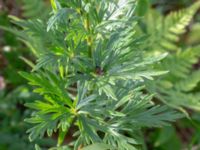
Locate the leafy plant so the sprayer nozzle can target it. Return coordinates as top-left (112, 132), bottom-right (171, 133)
top-left (6, 0), bottom-right (187, 149)
top-left (140, 1), bottom-right (200, 112)
top-left (0, 0), bottom-right (52, 149)
top-left (20, 0), bottom-right (50, 19)
top-left (135, 1), bottom-right (200, 149)
top-left (0, 86), bottom-right (56, 150)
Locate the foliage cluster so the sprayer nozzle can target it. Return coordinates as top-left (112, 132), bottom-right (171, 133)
top-left (1, 0), bottom-right (200, 150)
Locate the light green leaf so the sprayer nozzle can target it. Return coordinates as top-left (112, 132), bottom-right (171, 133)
top-left (82, 143), bottom-right (114, 150)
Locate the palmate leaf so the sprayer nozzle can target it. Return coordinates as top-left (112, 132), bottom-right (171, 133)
top-left (74, 83), bottom-right (182, 149)
top-left (24, 93), bottom-right (74, 142)
top-left (19, 71), bottom-right (72, 107)
top-left (94, 23), bottom-right (168, 83)
top-left (21, 74), bottom-right (183, 149)
top-left (109, 87), bottom-right (183, 128)
top-left (25, 112), bottom-right (73, 142)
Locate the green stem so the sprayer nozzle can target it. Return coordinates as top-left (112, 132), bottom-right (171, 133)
top-left (84, 14), bottom-right (92, 57)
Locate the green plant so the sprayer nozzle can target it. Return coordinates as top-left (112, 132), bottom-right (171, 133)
top-left (6, 0), bottom-right (187, 149)
top-left (0, 1), bottom-right (53, 149)
top-left (139, 1), bottom-right (200, 112)
top-left (0, 86), bottom-right (56, 150)
top-left (135, 1), bottom-right (200, 149)
top-left (20, 0), bottom-right (50, 19)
